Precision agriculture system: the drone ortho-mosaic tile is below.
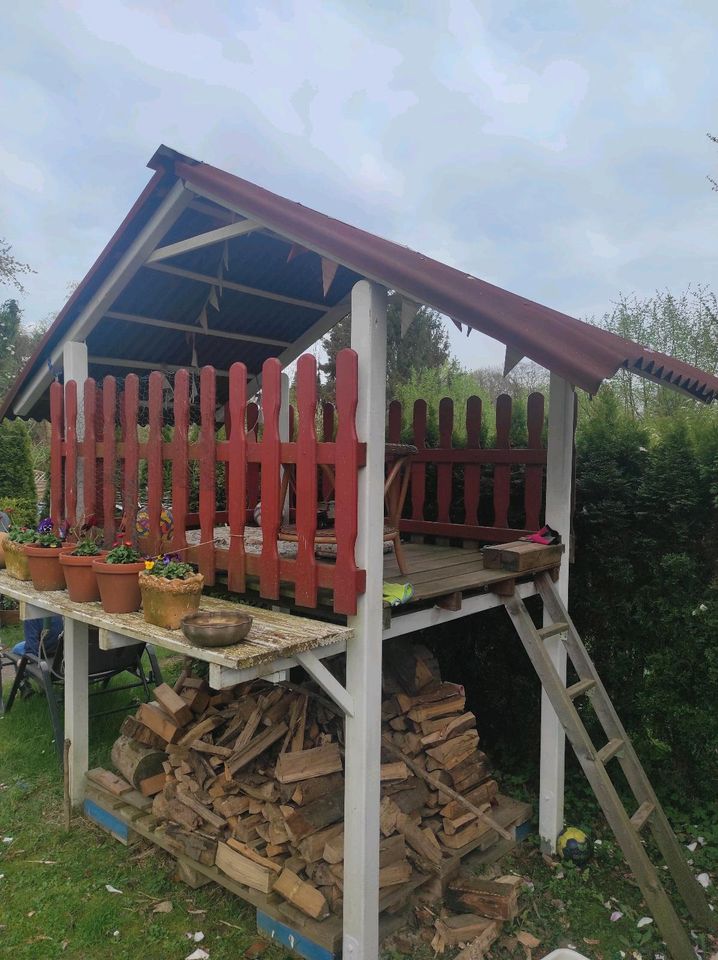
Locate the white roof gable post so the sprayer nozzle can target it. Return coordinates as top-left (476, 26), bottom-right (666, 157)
top-left (343, 279), bottom-right (387, 960)
top-left (62, 340), bottom-right (88, 523)
top-left (539, 372), bottom-right (576, 852)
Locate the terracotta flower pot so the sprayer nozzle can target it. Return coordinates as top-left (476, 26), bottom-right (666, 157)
top-left (0, 530), bottom-right (8, 569)
top-left (24, 543), bottom-right (67, 591)
top-left (60, 549), bottom-right (108, 603)
top-left (4, 539), bottom-right (32, 581)
top-left (139, 570), bottom-right (204, 630)
top-left (93, 559), bottom-right (145, 614)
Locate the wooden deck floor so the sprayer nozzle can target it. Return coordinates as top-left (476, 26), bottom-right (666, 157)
top-left (383, 542), bottom-right (529, 605)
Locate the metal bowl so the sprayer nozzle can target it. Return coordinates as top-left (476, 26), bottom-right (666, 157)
top-left (180, 611), bottom-right (253, 648)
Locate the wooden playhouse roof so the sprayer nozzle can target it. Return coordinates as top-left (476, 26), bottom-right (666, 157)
top-left (4, 144), bottom-right (718, 419)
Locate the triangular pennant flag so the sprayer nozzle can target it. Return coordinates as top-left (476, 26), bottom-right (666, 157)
top-left (223, 240), bottom-right (229, 271)
top-left (191, 336), bottom-right (198, 369)
top-left (321, 257), bottom-right (339, 298)
top-left (287, 242), bottom-right (310, 263)
top-left (208, 286), bottom-right (219, 311)
top-left (466, 326), bottom-right (472, 338)
top-left (503, 345), bottom-right (525, 377)
top-left (198, 306), bottom-right (208, 330)
top-left (218, 257), bottom-right (224, 296)
top-left (400, 298), bottom-right (420, 338)
top-left (450, 318), bottom-right (463, 333)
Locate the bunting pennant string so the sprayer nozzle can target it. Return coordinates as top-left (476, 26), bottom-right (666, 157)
top-left (321, 257), bottom-right (339, 298)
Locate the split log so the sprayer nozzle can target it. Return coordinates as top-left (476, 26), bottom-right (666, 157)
top-left (291, 771), bottom-right (344, 806)
top-left (447, 874), bottom-right (522, 919)
top-left (111, 735), bottom-right (167, 789)
top-left (273, 867), bottom-right (330, 920)
top-left (120, 715), bottom-right (167, 751)
top-left (284, 793), bottom-right (344, 843)
top-left (154, 683), bottom-right (194, 726)
top-left (139, 772), bottom-right (167, 797)
top-left (215, 841), bottom-right (277, 893)
top-left (275, 743), bottom-right (342, 784)
top-left (86, 768), bottom-right (132, 796)
top-left (136, 702), bottom-right (183, 744)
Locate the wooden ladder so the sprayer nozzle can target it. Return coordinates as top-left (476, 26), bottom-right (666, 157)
top-left (504, 571), bottom-right (715, 960)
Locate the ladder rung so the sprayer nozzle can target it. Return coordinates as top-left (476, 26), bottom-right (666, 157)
top-left (596, 737), bottom-right (624, 765)
top-left (537, 621), bottom-right (569, 641)
top-left (566, 678), bottom-right (596, 700)
top-left (630, 801), bottom-right (655, 832)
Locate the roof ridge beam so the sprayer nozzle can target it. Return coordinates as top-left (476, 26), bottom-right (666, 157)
top-left (104, 310), bottom-right (291, 348)
top-left (146, 218), bottom-right (260, 263)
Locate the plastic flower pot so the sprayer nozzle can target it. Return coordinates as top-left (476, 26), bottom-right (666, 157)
top-left (24, 543), bottom-right (67, 591)
top-left (3, 539), bottom-right (32, 581)
top-left (60, 548), bottom-right (108, 603)
top-left (138, 570), bottom-right (204, 630)
top-left (93, 559), bottom-right (145, 614)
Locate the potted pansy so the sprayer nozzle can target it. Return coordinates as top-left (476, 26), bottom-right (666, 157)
top-left (23, 518), bottom-right (68, 591)
top-left (138, 553), bottom-right (204, 630)
top-left (60, 529), bottom-right (107, 603)
top-left (3, 527), bottom-right (35, 581)
top-left (93, 540), bottom-right (145, 613)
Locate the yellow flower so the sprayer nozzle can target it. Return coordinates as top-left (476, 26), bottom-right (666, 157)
top-left (144, 560), bottom-right (155, 570)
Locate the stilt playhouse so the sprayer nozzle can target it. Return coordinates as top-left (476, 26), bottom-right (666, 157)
top-left (3, 146), bottom-right (718, 960)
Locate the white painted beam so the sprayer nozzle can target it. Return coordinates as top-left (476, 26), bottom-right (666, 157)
top-left (539, 372), bottom-right (575, 852)
top-left (343, 279), bottom-right (387, 960)
top-left (13, 181), bottom-right (192, 417)
top-left (146, 218), bottom-right (260, 263)
top-left (294, 651), bottom-right (354, 716)
top-left (145, 261), bottom-right (329, 312)
top-left (246, 294), bottom-right (350, 395)
top-left (88, 356), bottom-right (231, 377)
top-left (63, 341), bottom-right (88, 515)
top-left (104, 311), bottom-right (291, 348)
top-left (65, 617), bottom-right (89, 806)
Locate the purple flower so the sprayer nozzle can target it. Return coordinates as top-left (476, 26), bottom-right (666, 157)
top-left (37, 517), bottom-right (53, 534)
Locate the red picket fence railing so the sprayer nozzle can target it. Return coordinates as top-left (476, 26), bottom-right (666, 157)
top-left (303, 392), bottom-right (547, 545)
top-left (50, 351), bottom-right (366, 615)
top-left (389, 392), bottom-right (547, 542)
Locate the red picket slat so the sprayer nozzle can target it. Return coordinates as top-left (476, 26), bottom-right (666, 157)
top-left (49, 381), bottom-right (64, 527)
top-left (410, 400), bottom-right (427, 522)
top-left (333, 348), bottom-right (361, 615)
top-left (102, 377), bottom-right (117, 546)
top-left (198, 366), bottom-right (217, 585)
top-left (493, 394), bottom-right (512, 528)
top-left (388, 399), bottom-right (402, 445)
top-left (227, 362), bottom-right (247, 592)
top-left (525, 392), bottom-right (545, 531)
top-left (94, 386), bottom-right (104, 529)
top-left (122, 375), bottom-right (139, 547)
top-left (146, 371), bottom-right (164, 555)
top-left (246, 402), bottom-right (260, 515)
top-left (463, 395), bottom-right (482, 525)
top-left (259, 358), bottom-right (281, 599)
top-left (437, 397), bottom-right (453, 523)
top-left (294, 354), bottom-right (318, 607)
top-left (321, 402), bottom-right (335, 503)
top-left (81, 379), bottom-right (97, 526)
top-left (171, 370), bottom-right (190, 553)
top-left (64, 380), bottom-right (78, 529)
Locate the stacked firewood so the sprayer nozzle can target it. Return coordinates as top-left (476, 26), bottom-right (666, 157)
top-left (109, 644), bottom-right (508, 923)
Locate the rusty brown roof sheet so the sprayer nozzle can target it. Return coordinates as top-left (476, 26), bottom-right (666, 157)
top-left (3, 143), bottom-right (717, 420)
top-left (164, 149), bottom-right (718, 402)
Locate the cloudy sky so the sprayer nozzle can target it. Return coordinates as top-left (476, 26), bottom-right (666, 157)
top-left (1, 0), bottom-right (716, 367)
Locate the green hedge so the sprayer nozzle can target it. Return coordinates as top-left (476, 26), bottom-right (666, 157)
top-left (0, 419), bottom-right (36, 528)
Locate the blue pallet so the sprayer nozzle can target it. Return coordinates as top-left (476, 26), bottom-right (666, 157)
top-left (84, 798), bottom-right (131, 843)
top-left (515, 818), bottom-right (533, 842)
top-left (257, 909), bottom-right (336, 960)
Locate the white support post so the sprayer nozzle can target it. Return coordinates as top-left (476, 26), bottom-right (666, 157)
top-left (64, 617), bottom-right (89, 807)
top-left (343, 280), bottom-right (387, 960)
top-left (539, 372), bottom-right (575, 852)
top-left (62, 341), bottom-right (89, 519)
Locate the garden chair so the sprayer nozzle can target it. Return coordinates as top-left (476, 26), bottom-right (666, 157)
top-left (2, 625), bottom-right (163, 762)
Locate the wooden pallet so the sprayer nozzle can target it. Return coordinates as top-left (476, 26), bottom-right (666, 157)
top-left (83, 777), bottom-right (531, 959)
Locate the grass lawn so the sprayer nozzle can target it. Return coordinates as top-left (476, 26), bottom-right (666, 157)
top-left (2, 621), bottom-right (716, 960)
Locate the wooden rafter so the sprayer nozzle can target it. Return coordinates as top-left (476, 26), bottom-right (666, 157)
top-left (104, 310), bottom-right (291, 348)
top-left (145, 261), bottom-right (329, 312)
top-left (88, 355), bottom-right (232, 377)
top-left (146, 219), bottom-right (260, 264)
